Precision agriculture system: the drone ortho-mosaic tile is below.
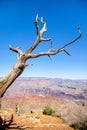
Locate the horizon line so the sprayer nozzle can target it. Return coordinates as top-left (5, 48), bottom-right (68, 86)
top-left (0, 76), bottom-right (87, 80)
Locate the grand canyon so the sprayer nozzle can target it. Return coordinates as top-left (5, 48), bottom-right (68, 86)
top-left (1, 77), bottom-right (87, 129)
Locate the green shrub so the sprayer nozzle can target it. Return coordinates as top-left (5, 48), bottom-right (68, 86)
top-left (43, 106), bottom-right (55, 115)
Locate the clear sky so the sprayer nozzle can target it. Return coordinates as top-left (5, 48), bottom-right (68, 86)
top-left (0, 0), bottom-right (87, 79)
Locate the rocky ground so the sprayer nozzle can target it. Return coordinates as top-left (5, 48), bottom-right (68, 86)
top-left (0, 109), bottom-right (74, 130)
top-left (1, 77), bottom-right (87, 129)
top-left (2, 94), bottom-right (87, 124)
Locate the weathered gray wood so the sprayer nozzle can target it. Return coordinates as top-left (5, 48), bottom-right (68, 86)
top-left (0, 15), bottom-right (82, 97)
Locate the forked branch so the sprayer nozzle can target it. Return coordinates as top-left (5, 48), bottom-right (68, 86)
top-left (25, 14), bottom-right (51, 54)
top-left (27, 26), bottom-right (82, 58)
top-left (8, 15), bottom-right (82, 60)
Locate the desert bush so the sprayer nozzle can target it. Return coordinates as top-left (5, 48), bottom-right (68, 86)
top-left (43, 106), bottom-right (55, 115)
top-left (70, 122), bottom-right (87, 130)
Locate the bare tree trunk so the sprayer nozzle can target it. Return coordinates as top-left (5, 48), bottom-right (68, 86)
top-left (0, 69), bottom-right (22, 97)
top-left (0, 97), bottom-right (2, 109)
top-left (0, 14), bottom-right (82, 98)
top-left (0, 54), bottom-right (27, 97)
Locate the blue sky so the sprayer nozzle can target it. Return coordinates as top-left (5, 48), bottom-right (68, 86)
top-left (0, 0), bottom-right (87, 79)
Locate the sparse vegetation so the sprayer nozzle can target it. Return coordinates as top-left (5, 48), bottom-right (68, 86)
top-left (70, 122), bottom-right (87, 130)
top-left (43, 106), bottom-right (55, 115)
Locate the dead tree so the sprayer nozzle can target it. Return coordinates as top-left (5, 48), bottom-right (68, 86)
top-left (0, 14), bottom-right (82, 97)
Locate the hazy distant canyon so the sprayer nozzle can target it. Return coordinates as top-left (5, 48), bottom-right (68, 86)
top-left (4, 77), bottom-right (87, 99)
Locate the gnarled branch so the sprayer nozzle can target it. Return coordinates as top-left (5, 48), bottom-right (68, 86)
top-left (59, 26), bottom-right (82, 50)
top-left (25, 14), bottom-right (51, 54)
top-left (9, 45), bottom-right (23, 57)
top-left (27, 26), bottom-right (82, 59)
